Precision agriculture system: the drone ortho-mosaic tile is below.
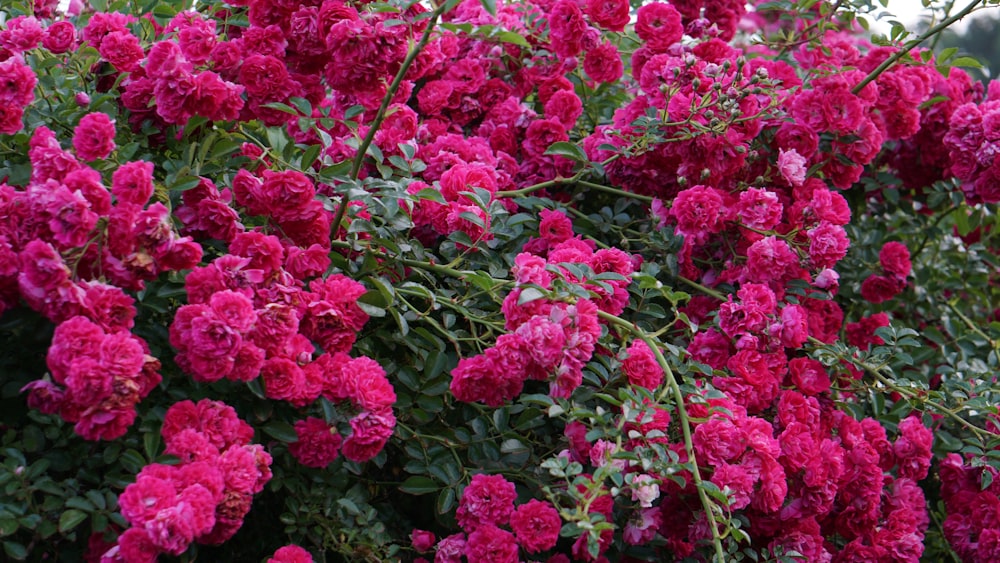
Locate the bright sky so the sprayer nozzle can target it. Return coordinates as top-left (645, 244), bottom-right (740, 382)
top-left (872, 1), bottom-right (999, 34)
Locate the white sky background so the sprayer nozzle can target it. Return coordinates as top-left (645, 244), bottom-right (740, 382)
top-left (871, 1), bottom-right (999, 34)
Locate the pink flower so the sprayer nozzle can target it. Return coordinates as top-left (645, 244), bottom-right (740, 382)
top-left (450, 353), bottom-right (524, 407)
top-left (73, 113), bottom-right (116, 161)
top-left (0, 103), bottom-right (25, 135)
top-left (671, 185), bottom-right (728, 243)
top-left (43, 21), bottom-right (77, 54)
top-left (0, 57), bottom-right (37, 107)
top-left (411, 529), bottom-right (436, 552)
top-left (787, 357), bottom-right (831, 396)
top-left (548, 0), bottom-right (587, 58)
top-left (341, 408), bottom-right (395, 462)
top-left (845, 312), bottom-right (890, 348)
top-left (301, 275), bottom-right (370, 354)
top-left (635, 3), bottom-right (683, 52)
top-left (814, 268), bottom-right (840, 291)
top-left (774, 304), bottom-right (809, 349)
top-left (456, 474), bottom-right (517, 532)
top-left (434, 533), bottom-right (466, 563)
top-left (586, 0), bottom-right (630, 32)
top-left (879, 241), bottom-right (911, 278)
top-left (621, 340), bottom-right (664, 390)
top-left (112, 161), bottom-right (155, 206)
top-left (777, 148), bottom-right (807, 186)
top-left (544, 89), bottom-right (583, 130)
top-left (860, 274), bottom-right (905, 304)
top-left (262, 357), bottom-right (313, 406)
top-left (894, 416), bottom-right (933, 480)
top-left (737, 188), bottom-right (783, 231)
top-left (268, 545), bottom-right (313, 563)
top-left (806, 222), bottom-right (850, 270)
top-left (630, 474), bottom-right (660, 508)
top-left (0, 16), bottom-right (44, 52)
top-left (289, 417), bottom-right (343, 468)
top-left (99, 31), bottom-right (145, 73)
top-left (464, 524), bottom-right (519, 563)
top-left (590, 439), bottom-right (626, 470)
top-left (509, 499), bottom-right (561, 553)
top-left (161, 399), bottom-right (253, 452)
top-left (344, 356), bottom-right (396, 411)
top-left (745, 236), bottom-right (801, 285)
top-left (583, 41), bottom-right (623, 84)
top-left (523, 118), bottom-right (569, 156)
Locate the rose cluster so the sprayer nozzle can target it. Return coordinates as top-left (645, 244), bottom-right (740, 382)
top-left (420, 474), bottom-right (562, 563)
top-left (451, 210), bottom-right (636, 405)
top-left (939, 437), bottom-right (1000, 561)
top-left (288, 355), bottom-right (397, 466)
top-left (168, 228), bottom-right (395, 464)
top-left (0, 56), bottom-right (37, 134)
top-left (554, 389), bottom-right (934, 561)
top-left (104, 400), bottom-right (272, 562)
top-left (5, 122), bottom-right (202, 440)
top-left (859, 241), bottom-right (912, 304)
top-left (28, 315), bottom-right (159, 441)
top-left (945, 85), bottom-right (1000, 204)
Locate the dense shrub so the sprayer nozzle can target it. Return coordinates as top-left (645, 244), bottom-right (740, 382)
top-left (2, 0), bottom-right (1000, 562)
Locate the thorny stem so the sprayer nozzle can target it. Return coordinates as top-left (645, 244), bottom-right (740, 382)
top-left (773, 0), bottom-right (846, 57)
top-left (912, 203), bottom-right (962, 259)
top-left (677, 276), bottom-right (726, 301)
top-left (807, 336), bottom-right (1000, 440)
top-left (596, 310), bottom-right (727, 563)
top-left (947, 300), bottom-right (1000, 352)
top-left (497, 175), bottom-right (654, 201)
top-left (333, 2), bottom-right (448, 232)
top-left (852, 0), bottom-right (987, 95)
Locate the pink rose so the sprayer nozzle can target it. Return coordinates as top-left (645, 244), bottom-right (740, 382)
top-left (42, 21), bottom-right (77, 54)
top-left (635, 3), bottom-right (683, 52)
top-left (289, 417), bottom-right (343, 468)
top-left (73, 112), bottom-right (116, 161)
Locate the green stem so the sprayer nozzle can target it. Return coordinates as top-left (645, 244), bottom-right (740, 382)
top-left (496, 171), bottom-right (587, 198)
top-left (676, 276), bottom-right (726, 301)
top-left (946, 301), bottom-right (1000, 357)
top-left (596, 311), bottom-right (727, 562)
top-left (912, 203), bottom-right (961, 260)
top-left (576, 180), bottom-right (654, 203)
top-left (851, 0), bottom-right (986, 95)
top-left (808, 337), bottom-right (999, 439)
top-left (497, 175), bottom-right (654, 203)
top-left (334, 2), bottom-right (448, 232)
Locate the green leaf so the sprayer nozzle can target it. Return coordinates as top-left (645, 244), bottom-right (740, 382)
top-left (263, 421), bottom-right (299, 443)
top-left (0, 519), bottom-right (17, 538)
top-left (400, 476), bottom-right (439, 495)
top-left (544, 141), bottom-right (588, 163)
top-left (262, 102), bottom-right (298, 115)
top-left (344, 105), bottom-right (366, 120)
top-left (65, 497), bottom-right (95, 512)
top-left (950, 56), bottom-right (983, 69)
top-left (290, 96), bottom-right (312, 116)
top-left (3, 541), bottom-right (27, 561)
top-left (301, 144), bottom-right (322, 170)
top-left (356, 301), bottom-right (387, 318)
top-left (517, 287), bottom-right (546, 305)
top-left (58, 509), bottom-right (87, 534)
top-left (479, 0), bottom-right (496, 16)
top-left (170, 175), bottom-right (202, 192)
top-left (496, 30), bottom-right (530, 47)
top-left (436, 487), bottom-right (457, 514)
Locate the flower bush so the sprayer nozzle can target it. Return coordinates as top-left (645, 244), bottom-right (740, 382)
top-left (2, 0), bottom-right (1000, 561)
